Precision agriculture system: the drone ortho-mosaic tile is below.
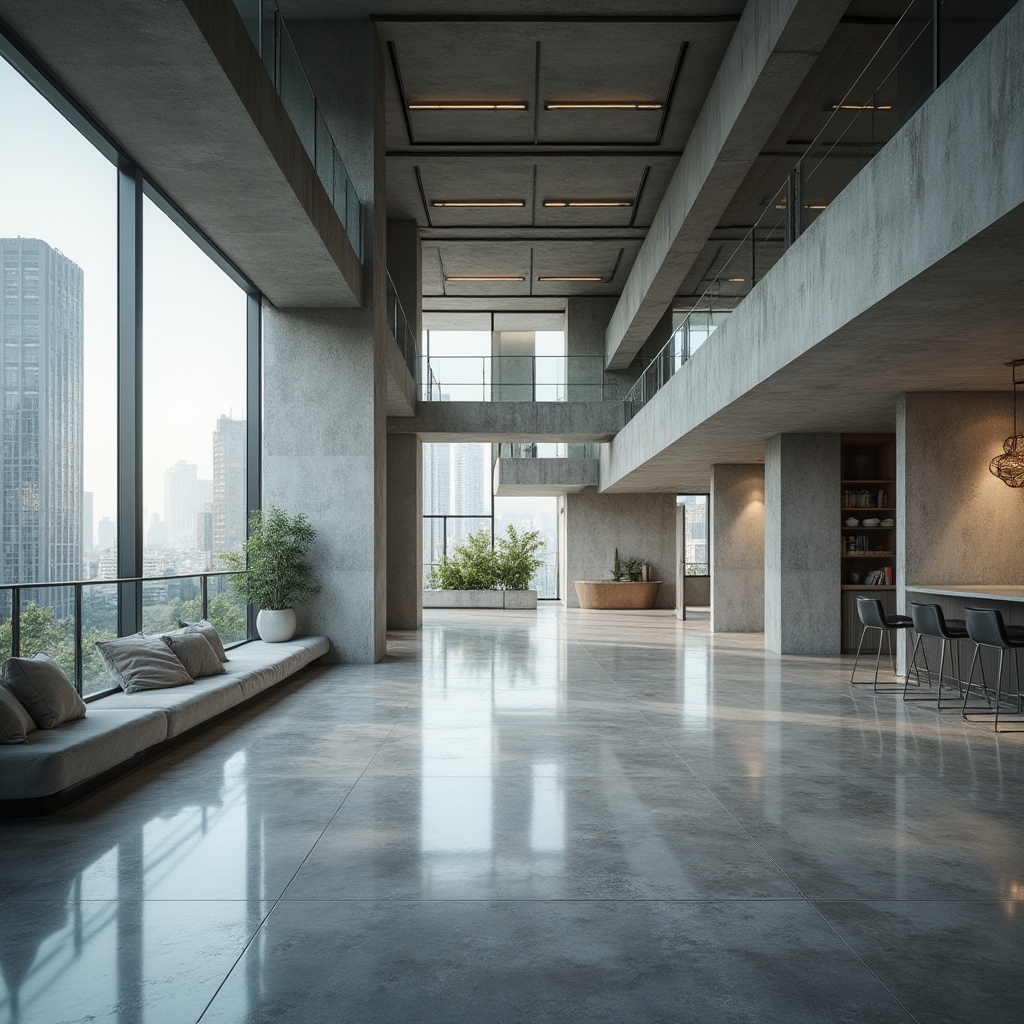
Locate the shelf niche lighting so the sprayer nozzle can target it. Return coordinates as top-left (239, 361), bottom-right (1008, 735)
top-left (990, 358), bottom-right (1024, 487)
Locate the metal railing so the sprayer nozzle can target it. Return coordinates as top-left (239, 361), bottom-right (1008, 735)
top-left (233, 0), bottom-right (362, 259)
top-left (623, 0), bottom-right (1014, 422)
top-left (0, 571), bottom-right (248, 700)
top-left (495, 442), bottom-right (602, 460)
top-left (422, 356), bottom-right (621, 403)
top-left (386, 271), bottom-right (418, 380)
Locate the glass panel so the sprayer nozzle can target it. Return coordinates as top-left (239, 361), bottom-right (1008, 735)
top-left (207, 572), bottom-right (247, 644)
top-left (677, 494), bottom-right (709, 576)
top-left (445, 517), bottom-right (491, 557)
top-left (493, 497), bottom-right (559, 599)
top-left (278, 23), bottom-right (315, 158)
top-left (0, 54), bottom-right (118, 597)
top-left (346, 177), bottom-right (361, 258)
top-left (82, 581), bottom-right (117, 696)
top-left (141, 576), bottom-right (202, 635)
top-left (422, 518), bottom-right (446, 587)
top-left (16, 587), bottom-right (76, 682)
top-left (314, 109), bottom-right (335, 198)
top-left (143, 196), bottom-right (248, 578)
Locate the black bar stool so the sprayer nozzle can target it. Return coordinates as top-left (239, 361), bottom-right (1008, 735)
top-left (962, 607), bottom-right (1024, 731)
top-left (851, 596), bottom-right (913, 691)
top-left (905, 602), bottom-right (968, 708)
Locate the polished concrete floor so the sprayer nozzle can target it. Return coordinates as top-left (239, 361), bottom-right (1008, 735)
top-left (2, 606), bottom-right (1024, 1023)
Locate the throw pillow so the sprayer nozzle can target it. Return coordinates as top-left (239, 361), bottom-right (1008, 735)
top-left (176, 619), bottom-right (229, 662)
top-left (161, 631), bottom-right (226, 680)
top-left (95, 634), bottom-right (194, 694)
top-left (1, 654), bottom-right (87, 729)
top-left (0, 683), bottom-right (37, 743)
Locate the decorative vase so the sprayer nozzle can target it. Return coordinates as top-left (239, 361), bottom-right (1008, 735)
top-left (256, 608), bottom-right (297, 642)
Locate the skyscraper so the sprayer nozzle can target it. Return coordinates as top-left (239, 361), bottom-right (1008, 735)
top-left (0, 238), bottom-right (83, 607)
top-left (452, 443), bottom-right (488, 516)
top-left (212, 414), bottom-right (246, 556)
top-left (164, 459), bottom-right (200, 550)
top-left (82, 490), bottom-right (94, 554)
top-left (97, 516), bottom-right (116, 550)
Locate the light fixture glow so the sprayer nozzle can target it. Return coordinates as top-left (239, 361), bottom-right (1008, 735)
top-left (537, 275), bottom-right (603, 282)
top-left (545, 102), bottom-right (662, 111)
top-left (543, 200), bottom-right (633, 208)
top-left (431, 200), bottom-right (526, 208)
top-left (830, 102), bottom-right (893, 111)
top-left (727, 278), bottom-right (745, 283)
top-left (990, 358), bottom-right (1024, 487)
top-left (409, 102), bottom-right (528, 111)
top-left (444, 274), bottom-right (525, 282)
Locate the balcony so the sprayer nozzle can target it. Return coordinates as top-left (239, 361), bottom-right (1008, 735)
top-left (493, 443), bottom-right (600, 496)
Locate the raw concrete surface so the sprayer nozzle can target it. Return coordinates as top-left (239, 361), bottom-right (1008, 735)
top-left (494, 457), bottom-right (598, 496)
top-left (563, 490), bottom-right (676, 609)
top-left (764, 434), bottom-right (840, 655)
top-left (389, 401), bottom-right (624, 442)
top-left (387, 434), bottom-right (422, 631)
top-left (710, 464), bottom-right (765, 633)
top-left (602, 4), bottom-right (1024, 491)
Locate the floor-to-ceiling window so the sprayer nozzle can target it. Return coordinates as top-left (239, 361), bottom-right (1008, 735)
top-left (0, 33), bottom-right (261, 692)
top-left (677, 494), bottom-right (709, 575)
top-left (141, 197), bottom-right (249, 641)
top-left (0, 50), bottom-right (118, 692)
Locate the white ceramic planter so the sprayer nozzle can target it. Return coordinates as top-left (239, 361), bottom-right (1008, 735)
top-left (256, 608), bottom-right (297, 642)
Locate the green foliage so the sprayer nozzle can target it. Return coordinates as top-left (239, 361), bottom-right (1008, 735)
top-left (222, 506), bottom-right (321, 610)
top-left (611, 551), bottom-right (645, 581)
top-left (427, 525), bottom-right (545, 591)
top-left (0, 603), bottom-right (112, 688)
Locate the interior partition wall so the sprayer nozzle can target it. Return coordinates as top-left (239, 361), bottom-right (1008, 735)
top-left (0, 25), bottom-right (263, 692)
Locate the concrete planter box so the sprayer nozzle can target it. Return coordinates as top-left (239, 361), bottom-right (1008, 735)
top-left (423, 590), bottom-right (538, 610)
top-left (574, 581), bottom-right (661, 609)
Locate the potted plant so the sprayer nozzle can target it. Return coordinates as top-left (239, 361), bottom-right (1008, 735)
top-left (222, 507), bottom-right (320, 642)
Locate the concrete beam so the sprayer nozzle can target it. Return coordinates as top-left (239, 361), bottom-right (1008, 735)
top-left (494, 457), bottom-right (598, 496)
top-left (604, 0), bottom-right (848, 369)
top-left (389, 402), bottom-right (623, 443)
top-left (600, 4), bottom-right (1024, 492)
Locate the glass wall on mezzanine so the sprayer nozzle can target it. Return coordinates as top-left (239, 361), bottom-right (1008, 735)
top-left (0, 35), bottom-right (260, 697)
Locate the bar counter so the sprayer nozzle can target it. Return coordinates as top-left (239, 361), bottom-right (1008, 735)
top-left (906, 585), bottom-right (1024, 604)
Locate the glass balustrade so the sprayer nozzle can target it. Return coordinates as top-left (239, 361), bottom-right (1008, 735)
top-left (422, 356), bottom-right (619, 403)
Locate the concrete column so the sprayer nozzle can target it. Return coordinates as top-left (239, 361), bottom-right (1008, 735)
top-left (565, 296), bottom-right (637, 397)
top-left (386, 433), bottom-right (422, 630)
top-left (764, 434), bottom-right (840, 655)
top-left (710, 464), bottom-right (765, 633)
top-left (263, 21), bottom-right (387, 663)
top-left (386, 219), bottom-right (421, 338)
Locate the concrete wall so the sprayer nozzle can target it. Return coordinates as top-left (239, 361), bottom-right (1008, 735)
top-left (898, 392), bottom-right (1024, 590)
top-left (389, 401), bottom-right (623, 442)
top-left (684, 575), bottom-right (711, 607)
top-left (563, 490), bottom-right (677, 609)
top-left (710, 464), bottom-right (765, 632)
top-left (764, 434), bottom-right (840, 655)
top-left (386, 433), bottom-right (421, 631)
top-left (494, 457), bottom-right (598, 495)
top-left (385, 219), bottom-right (421, 339)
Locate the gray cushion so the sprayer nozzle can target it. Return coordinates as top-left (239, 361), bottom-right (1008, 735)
top-left (95, 634), bottom-right (193, 693)
top-left (1, 654), bottom-right (87, 729)
top-left (225, 637), bottom-right (330, 701)
top-left (98, 678), bottom-right (245, 738)
top-left (0, 683), bottom-right (37, 744)
top-left (177, 619), bottom-right (229, 661)
top-left (0, 708), bottom-right (167, 799)
top-left (161, 631), bottom-right (225, 679)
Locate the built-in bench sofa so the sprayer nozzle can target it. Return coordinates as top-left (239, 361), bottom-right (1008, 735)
top-left (0, 635), bottom-right (329, 817)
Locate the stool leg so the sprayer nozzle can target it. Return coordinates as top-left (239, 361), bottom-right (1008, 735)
top-left (873, 628), bottom-right (885, 691)
top-left (850, 626), bottom-right (869, 684)
top-left (995, 648), bottom-right (1005, 732)
top-left (962, 645), bottom-right (981, 718)
top-left (904, 633), bottom-right (923, 700)
top-left (886, 626), bottom-right (897, 675)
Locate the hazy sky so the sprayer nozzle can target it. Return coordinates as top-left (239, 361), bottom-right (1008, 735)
top-left (1, 54), bottom-right (247, 531)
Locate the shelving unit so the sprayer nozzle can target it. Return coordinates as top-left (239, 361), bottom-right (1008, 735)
top-left (840, 434), bottom-right (897, 652)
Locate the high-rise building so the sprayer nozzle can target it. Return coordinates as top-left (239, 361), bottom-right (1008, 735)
top-left (96, 516), bottom-right (116, 550)
top-left (0, 237), bottom-right (83, 608)
top-left (423, 442), bottom-right (451, 515)
top-left (212, 414), bottom-right (246, 556)
top-left (451, 443), bottom-right (488, 515)
top-left (82, 490), bottom-right (94, 554)
top-left (195, 500), bottom-right (214, 567)
top-left (146, 512), bottom-right (168, 549)
top-left (164, 459), bottom-right (200, 550)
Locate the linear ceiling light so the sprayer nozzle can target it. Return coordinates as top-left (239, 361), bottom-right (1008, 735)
top-left (543, 200), bottom-right (632, 208)
top-left (726, 278), bottom-right (745, 283)
top-left (830, 102), bottom-right (893, 111)
top-left (444, 274), bottom-right (525, 282)
top-left (545, 102), bottom-right (662, 111)
top-left (431, 200), bottom-right (526, 208)
top-left (409, 102), bottom-right (528, 111)
top-left (537, 275), bottom-right (603, 282)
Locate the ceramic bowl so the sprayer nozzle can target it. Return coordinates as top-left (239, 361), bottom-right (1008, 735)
top-left (845, 517), bottom-right (859, 527)
top-left (880, 518), bottom-right (894, 527)
top-left (862, 517), bottom-right (881, 527)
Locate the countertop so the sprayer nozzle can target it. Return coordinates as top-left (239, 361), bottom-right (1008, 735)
top-left (906, 585), bottom-right (1024, 604)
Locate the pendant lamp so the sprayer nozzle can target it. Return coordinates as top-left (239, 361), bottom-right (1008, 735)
top-left (989, 358), bottom-right (1024, 487)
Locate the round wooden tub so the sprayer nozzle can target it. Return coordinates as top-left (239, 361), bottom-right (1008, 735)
top-left (574, 581), bottom-right (661, 609)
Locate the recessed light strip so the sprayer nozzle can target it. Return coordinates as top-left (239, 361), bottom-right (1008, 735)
top-left (431, 201), bottom-right (526, 208)
top-left (537, 275), bottom-right (603, 282)
top-left (409, 102), bottom-right (528, 111)
top-left (543, 200), bottom-right (633, 208)
top-left (444, 275), bottom-right (525, 282)
top-left (545, 102), bottom-right (662, 111)
top-left (830, 102), bottom-right (893, 111)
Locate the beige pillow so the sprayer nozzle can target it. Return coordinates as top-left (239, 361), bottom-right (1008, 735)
top-left (96, 634), bottom-right (194, 693)
top-left (0, 683), bottom-right (37, 743)
top-left (161, 631), bottom-right (226, 680)
top-left (1, 654), bottom-right (87, 729)
top-left (177, 619), bottom-right (229, 662)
